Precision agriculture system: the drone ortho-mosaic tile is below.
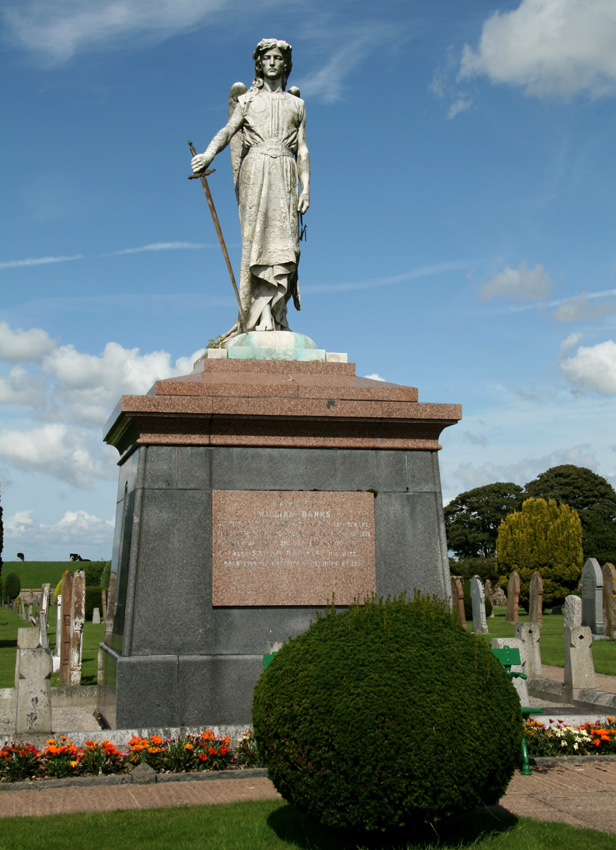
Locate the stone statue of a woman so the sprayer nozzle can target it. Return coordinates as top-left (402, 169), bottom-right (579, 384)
top-left (191, 38), bottom-right (310, 340)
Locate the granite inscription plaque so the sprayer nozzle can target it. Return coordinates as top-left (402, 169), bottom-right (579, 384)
top-left (212, 490), bottom-right (376, 605)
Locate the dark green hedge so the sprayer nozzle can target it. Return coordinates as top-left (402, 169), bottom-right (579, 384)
top-left (85, 586), bottom-right (104, 621)
top-left (253, 593), bottom-right (521, 832)
top-left (3, 572), bottom-right (21, 601)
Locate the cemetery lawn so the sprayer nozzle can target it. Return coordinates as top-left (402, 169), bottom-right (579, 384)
top-left (484, 608), bottom-right (616, 676)
top-left (0, 607), bottom-right (104, 689)
top-left (1, 561), bottom-right (94, 590)
top-left (0, 802), bottom-right (613, 850)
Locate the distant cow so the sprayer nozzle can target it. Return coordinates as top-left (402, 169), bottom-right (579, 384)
top-left (69, 553), bottom-right (82, 562)
top-left (17, 553), bottom-right (24, 562)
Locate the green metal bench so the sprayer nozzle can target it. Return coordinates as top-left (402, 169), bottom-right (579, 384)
top-left (263, 652), bottom-right (277, 670)
top-left (491, 645), bottom-right (543, 776)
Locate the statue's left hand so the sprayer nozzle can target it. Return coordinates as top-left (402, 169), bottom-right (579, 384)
top-left (298, 192), bottom-right (310, 214)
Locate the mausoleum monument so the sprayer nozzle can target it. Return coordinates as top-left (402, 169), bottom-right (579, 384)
top-left (98, 39), bottom-right (462, 729)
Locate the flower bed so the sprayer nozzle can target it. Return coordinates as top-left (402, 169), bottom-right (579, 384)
top-left (0, 730), bottom-right (261, 782)
top-left (525, 716), bottom-right (616, 757)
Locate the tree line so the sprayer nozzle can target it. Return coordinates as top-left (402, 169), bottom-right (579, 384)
top-left (445, 464), bottom-right (616, 607)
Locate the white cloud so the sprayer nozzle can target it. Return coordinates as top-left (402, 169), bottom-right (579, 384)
top-left (2, 0), bottom-right (232, 64)
top-left (363, 373), bottom-right (386, 382)
top-left (106, 242), bottom-right (206, 256)
top-left (447, 98), bottom-right (473, 119)
top-left (552, 291), bottom-right (616, 322)
top-left (4, 509), bottom-right (114, 558)
top-left (478, 262), bottom-right (553, 301)
top-left (560, 338), bottom-right (616, 394)
top-left (0, 322), bottom-right (57, 362)
top-left (0, 254), bottom-right (82, 270)
top-left (0, 321), bottom-right (205, 485)
top-left (459, 0), bottom-right (616, 99)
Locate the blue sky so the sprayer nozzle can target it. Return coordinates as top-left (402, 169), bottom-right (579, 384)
top-left (1, 0), bottom-right (615, 560)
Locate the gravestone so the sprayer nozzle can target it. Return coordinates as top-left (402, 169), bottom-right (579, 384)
top-left (15, 628), bottom-right (52, 736)
top-left (581, 558), bottom-right (604, 636)
top-left (563, 624), bottom-right (595, 698)
top-left (470, 575), bottom-right (488, 634)
top-left (492, 584), bottom-right (507, 607)
top-left (505, 572), bottom-right (520, 624)
top-left (101, 589), bottom-right (107, 622)
top-left (515, 622), bottom-right (542, 678)
top-left (92, 607), bottom-right (101, 624)
top-left (70, 570), bottom-right (86, 686)
top-left (490, 637), bottom-right (529, 704)
top-left (39, 583), bottom-right (50, 649)
top-left (59, 573), bottom-right (73, 685)
top-left (54, 593), bottom-right (62, 670)
top-left (450, 576), bottom-right (466, 629)
top-left (602, 563), bottom-right (616, 639)
top-left (528, 571), bottom-right (543, 626)
top-left (484, 579), bottom-right (495, 617)
top-left (564, 594), bottom-right (582, 628)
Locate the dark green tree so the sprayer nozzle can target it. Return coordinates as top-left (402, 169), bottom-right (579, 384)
top-left (524, 465), bottom-right (616, 564)
top-left (3, 572), bottom-right (21, 602)
top-left (444, 482), bottom-right (524, 559)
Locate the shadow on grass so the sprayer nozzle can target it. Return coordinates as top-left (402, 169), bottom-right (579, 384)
top-left (268, 803), bottom-right (518, 848)
top-left (0, 639), bottom-right (17, 648)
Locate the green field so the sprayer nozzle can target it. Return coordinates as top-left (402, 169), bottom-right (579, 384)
top-left (0, 801), bottom-right (614, 850)
top-left (2, 561), bottom-right (107, 592)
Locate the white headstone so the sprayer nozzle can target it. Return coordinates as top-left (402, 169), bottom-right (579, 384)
top-left (564, 595), bottom-right (582, 628)
top-left (92, 607), bottom-right (101, 624)
top-left (563, 625), bottom-right (596, 697)
top-left (15, 629), bottom-right (53, 735)
top-left (581, 558), bottom-right (604, 636)
top-left (514, 622), bottom-right (542, 678)
top-left (470, 575), bottom-right (488, 634)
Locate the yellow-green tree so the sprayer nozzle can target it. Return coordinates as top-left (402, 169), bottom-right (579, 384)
top-left (496, 497), bottom-right (583, 608)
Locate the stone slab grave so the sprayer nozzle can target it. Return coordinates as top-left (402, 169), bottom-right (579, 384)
top-left (470, 575), bottom-right (488, 634)
top-left (515, 622), bottom-right (542, 679)
top-left (15, 628), bottom-right (52, 736)
top-left (98, 355), bottom-right (461, 729)
top-left (563, 594), bottom-right (596, 700)
top-left (581, 558), bottom-right (605, 636)
top-left (484, 579), bottom-right (495, 617)
top-left (603, 563), bottom-right (616, 639)
top-left (450, 576), bottom-right (466, 629)
top-left (505, 571), bottom-right (520, 624)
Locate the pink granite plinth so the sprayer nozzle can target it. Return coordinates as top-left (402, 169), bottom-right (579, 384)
top-left (104, 359), bottom-right (461, 455)
top-left (212, 490), bottom-right (376, 606)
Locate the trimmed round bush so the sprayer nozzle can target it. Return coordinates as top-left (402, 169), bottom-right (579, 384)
top-left (3, 571), bottom-right (21, 601)
top-left (253, 594), bottom-right (522, 832)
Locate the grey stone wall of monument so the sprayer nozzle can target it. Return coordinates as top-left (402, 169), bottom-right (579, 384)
top-left (505, 572), bottom-right (520, 624)
top-left (450, 576), bottom-right (466, 629)
top-left (603, 563), bottom-right (616, 639)
top-left (564, 594), bottom-right (582, 628)
top-left (490, 637), bottom-right (529, 705)
top-left (563, 624), bottom-right (596, 698)
top-left (14, 628), bottom-right (52, 736)
top-left (515, 622), bottom-right (542, 679)
top-left (470, 575), bottom-right (488, 634)
top-left (581, 558), bottom-right (604, 636)
top-left (528, 571), bottom-right (543, 626)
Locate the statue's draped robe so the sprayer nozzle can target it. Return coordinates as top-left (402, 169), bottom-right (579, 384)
top-left (235, 89), bottom-right (304, 331)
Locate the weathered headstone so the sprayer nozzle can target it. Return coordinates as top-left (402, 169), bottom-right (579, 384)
top-left (515, 622), bottom-right (542, 678)
top-left (39, 583), bottom-right (50, 649)
top-left (92, 607), bottom-right (101, 624)
top-left (602, 563), bottom-right (616, 639)
top-left (528, 571), bottom-right (543, 626)
top-left (505, 571), bottom-right (520, 624)
top-left (564, 594), bottom-right (582, 628)
top-left (101, 588), bottom-right (107, 622)
top-left (450, 576), bottom-right (466, 629)
top-left (490, 637), bottom-right (529, 704)
top-left (581, 558), bottom-right (604, 636)
top-left (69, 570), bottom-right (86, 686)
top-left (470, 575), bottom-right (488, 634)
top-left (19, 598), bottom-right (26, 620)
top-left (59, 572), bottom-right (73, 685)
top-left (493, 584), bottom-right (507, 607)
top-left (563, 624), bottom-right (595, 698)
top-left (485, 579), bottom-right (495, 617)
top-left (15, 628), bottom-right (52, 735)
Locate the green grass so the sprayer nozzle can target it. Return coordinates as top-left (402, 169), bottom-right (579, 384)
top-left (482, 608), bottom-right (616, 676)
top-left (0, 801), bottom-right (613, 849)
top-left (0, 606), bottom-right (104, 689)
top-left (1, 561), bottom-right (104, 592)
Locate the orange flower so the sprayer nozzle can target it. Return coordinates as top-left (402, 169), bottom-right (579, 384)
top-left (184, 744), bottom-right (194, 750)
top-left (45, 739), bottom-right (56, 745)
top-left (129, 736), bottom-right (140, 746)
top-left (224, 736), bottom-right (230, 744)
top-left (70, 761), bottom-right (79, 768)
top-left (151, 735), bottom-right (163, 745)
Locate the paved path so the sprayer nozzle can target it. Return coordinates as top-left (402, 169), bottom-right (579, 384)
top-left (2, 762), bottom-right (615, 834)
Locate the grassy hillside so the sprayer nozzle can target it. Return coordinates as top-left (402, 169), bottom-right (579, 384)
top-left (1, 561), bottom-right (108, 590)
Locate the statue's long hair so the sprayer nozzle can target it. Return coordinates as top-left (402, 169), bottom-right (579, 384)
top-left (251, 38), bottom-right (293, 91)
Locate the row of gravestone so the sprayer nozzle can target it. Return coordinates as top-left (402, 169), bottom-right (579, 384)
top-left (452, 558), bottom-right (616, 639)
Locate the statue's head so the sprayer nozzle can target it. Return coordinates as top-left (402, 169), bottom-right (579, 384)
top-left (252, 38), bottom-right (293, 90)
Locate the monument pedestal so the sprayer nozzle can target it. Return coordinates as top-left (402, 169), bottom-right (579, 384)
top-left (98, 356), bottom-right (461, 728)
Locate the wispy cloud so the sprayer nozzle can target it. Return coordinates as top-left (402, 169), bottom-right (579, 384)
top-left (0, 254), bottom-right (82, 270)
top-left (303, 261), bottom-right (472, 294)
top-left (477, 262), bottom-right (553, 302)
top-left (106, 241), bottom-right (207, 256)
top-left (488, 287), bottom-right (616, 317)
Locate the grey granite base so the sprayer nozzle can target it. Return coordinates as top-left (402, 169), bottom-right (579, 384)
top-left (99, 445), bottom-right (452, 728)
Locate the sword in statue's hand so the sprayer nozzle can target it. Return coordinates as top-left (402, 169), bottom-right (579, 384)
top-left (188, 140), bottom-right (246, 333)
